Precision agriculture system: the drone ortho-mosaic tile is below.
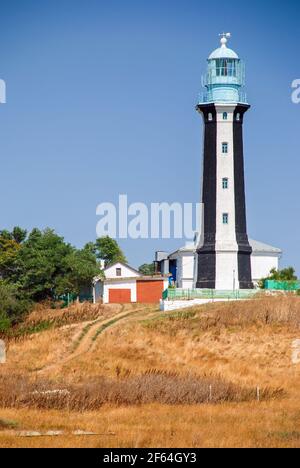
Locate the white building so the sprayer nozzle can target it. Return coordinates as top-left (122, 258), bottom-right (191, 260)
top-left (156, 237), bottom-right (281, 290)
top-left (93, 262), bottom-right (169, 304)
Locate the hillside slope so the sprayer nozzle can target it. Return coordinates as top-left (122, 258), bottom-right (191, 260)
top-left (0, 297), bottom-right (300, 448)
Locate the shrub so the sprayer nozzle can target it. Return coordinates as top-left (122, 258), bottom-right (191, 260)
top-left (0, 372), bottom-right (284, 410)
top-left (259, 267), bottom-right (298, 289)
top-left (0, 313), bottom-right (11, 333)
top-left (0, 282), bottom-right (30, 332)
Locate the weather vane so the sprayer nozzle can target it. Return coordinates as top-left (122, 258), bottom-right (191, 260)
top-left (219, 32), bottom-right (231, 45)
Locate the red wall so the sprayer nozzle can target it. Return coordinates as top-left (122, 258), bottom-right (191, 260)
top-left (136, 280), bottom-right (164, 303)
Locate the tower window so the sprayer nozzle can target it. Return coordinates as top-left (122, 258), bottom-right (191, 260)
top-left (208, 113), bottom-right (213, 121)
top-left (223, 112), bottom-right (228, 120)
top-left (236, 113), bottom-right (240, 121)
top-left (222, 178), bottom-right (229, 189)
top-left (222, 142), bottom-right (228, 154)
top-left (222, 213), bottom-right (229, 224)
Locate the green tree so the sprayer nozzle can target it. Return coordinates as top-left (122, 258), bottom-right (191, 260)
top-left (14, 228), bottom-right (101, 301)
top-left (139, 263), bottom-right (155, 276)
top-left (16, 228), bottom-right (74, 301)
top-left (0, 227), bottom-right (27, 243)
top-left (0, 235), bottom-right (21, 280)
top-left (0, 282), bottom-right (30, 332)
top-left (61, 247), bottom-right (100, 296)
top-left (94, 236), bottom-right (127, 267)
top-left (0, 228), bottom-right (123, 308)
top-left (12, 227), bottom-right (27, 244)
top-left (84, 242), bottom-right (96, 255)
top-left (0, 227), bottom-right (27, 279)
top-left (259, 267), bottom-right (298, 289)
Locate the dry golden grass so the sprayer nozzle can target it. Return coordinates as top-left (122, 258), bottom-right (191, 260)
top-left (0, 402), bottom-right (299, 448)
top-left (0, 296), bottom-right (300, 448)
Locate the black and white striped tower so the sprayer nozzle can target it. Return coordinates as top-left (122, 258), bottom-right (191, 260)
top-left (196, 34), bottom-right (253, 290)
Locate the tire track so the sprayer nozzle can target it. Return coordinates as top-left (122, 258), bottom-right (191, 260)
top-left (37, 306), bottom-right (156, 374)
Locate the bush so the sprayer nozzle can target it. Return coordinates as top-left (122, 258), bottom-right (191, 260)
top-left (0, 313), bottom-right (11, 333)
top-left (0, 282), bottom-right (30, 332)
top-left (0, 372), bottom-right (284, 410)
top-left (259, 267), bottom-right (298, 289)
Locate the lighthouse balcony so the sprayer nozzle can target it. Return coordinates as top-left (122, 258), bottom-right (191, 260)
top-left (199, 89), bottom-right (247, 105)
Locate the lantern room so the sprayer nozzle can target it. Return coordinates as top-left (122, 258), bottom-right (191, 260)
top-left (200, 33), bottom-right (247, 104)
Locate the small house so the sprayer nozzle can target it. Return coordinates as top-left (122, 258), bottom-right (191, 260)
top-left (93, 262), bottom-right (169, 304)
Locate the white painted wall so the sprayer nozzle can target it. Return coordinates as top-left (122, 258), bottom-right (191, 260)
top-left (215, 106), bottom-right (238, 246)
top-left (215, 251), bottom-right (238, 290)
top-left (103, 279), bottom-right (137, 304)
top-left (160, 297), bottom-right (237, 312)
top-left (181, 252), bottom-right (195, 281)
top-left (104, 262), bottom-right (141, 279)
top-left (171, 252), bottom-right (195, 288)
top-left (215, 105), bottom-right (239, 289)
top-left (251, 254), bottom-right (279, 284)
top-left (182, 279), bottom-right (194, 289)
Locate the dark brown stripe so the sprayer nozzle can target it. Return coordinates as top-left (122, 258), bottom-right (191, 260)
top-left (233, 104), bottom-right (253, 289)
top-left (196, 104), bottom-right (217, 289)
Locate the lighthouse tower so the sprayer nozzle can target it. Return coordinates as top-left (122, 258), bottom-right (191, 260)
top-left (196, 34), bottom-right (253, 290)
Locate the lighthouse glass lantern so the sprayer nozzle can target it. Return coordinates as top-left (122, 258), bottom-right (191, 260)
top-left (200, 33), bottom-right (247, 105)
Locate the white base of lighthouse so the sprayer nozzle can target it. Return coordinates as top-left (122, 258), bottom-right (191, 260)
top-left (215, 250), bottom-right (239, 290)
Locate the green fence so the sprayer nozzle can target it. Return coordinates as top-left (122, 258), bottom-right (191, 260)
top-left (56, 293), bottom-right (93, 308)
top-left (162, 288), bottom-right (258, 301)
top-left (264, 280), bottom-right (300, 291)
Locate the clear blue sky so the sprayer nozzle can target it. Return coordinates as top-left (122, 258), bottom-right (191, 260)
top-left (0, 0), bottom-right (299, 272)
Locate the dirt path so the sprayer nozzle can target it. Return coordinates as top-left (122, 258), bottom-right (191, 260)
top-left (37, 305), bottom-right (157, 375)
top-left (88, 307), bottom-right (159, 353)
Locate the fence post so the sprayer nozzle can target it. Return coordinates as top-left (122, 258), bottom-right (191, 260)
top-left (256, 386), bottom-right (260, 402)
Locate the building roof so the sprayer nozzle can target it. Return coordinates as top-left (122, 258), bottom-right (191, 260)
top-left (249, 239), bottom-right (282, 254)
top-left (168, 242), bottom-right (195, 258)
top-left (209, 45), bottom-right (239, 60)
top-left (166, 238), bottom-right (282, 258)
top-left (208, 35), bottom-right (239, 60)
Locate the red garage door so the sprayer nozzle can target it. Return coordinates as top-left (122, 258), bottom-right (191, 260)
top-left (109, 289), bottom-right (131, 304)
top-left (137, 280), bottom-right (164, 303)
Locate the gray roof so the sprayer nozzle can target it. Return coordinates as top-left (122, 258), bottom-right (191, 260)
top-left (249, 239), bottom-right (282, 254)
top-left (209, 46), bottom-right (239, 60)
top-left (167, 238), bottom-right (282, 257)
top-left (168, 242), bottom-right (195, 257)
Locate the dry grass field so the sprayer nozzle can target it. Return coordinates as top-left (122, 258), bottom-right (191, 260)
top-left (0, 296), bottom-right (300, 448)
